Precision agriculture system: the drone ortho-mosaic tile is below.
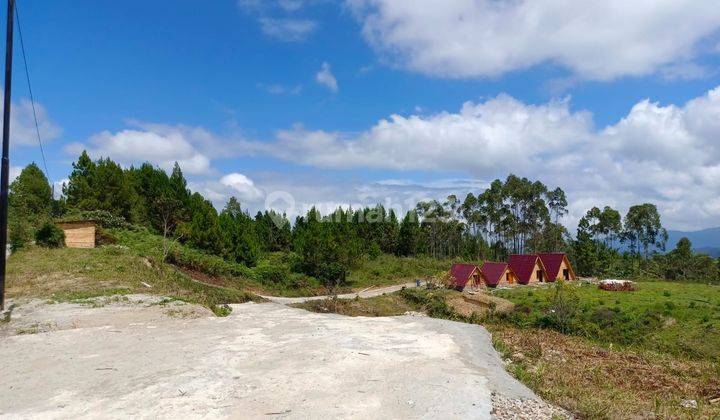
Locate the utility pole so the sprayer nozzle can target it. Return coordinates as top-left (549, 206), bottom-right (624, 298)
top-left (0, 0), bottom-right (14, 311)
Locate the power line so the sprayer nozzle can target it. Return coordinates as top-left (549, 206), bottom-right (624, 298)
top-left (14, 1), bottom-right (50, 184)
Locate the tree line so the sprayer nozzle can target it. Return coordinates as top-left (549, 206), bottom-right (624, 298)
top-left (8, 151), bottom-right (719, 285)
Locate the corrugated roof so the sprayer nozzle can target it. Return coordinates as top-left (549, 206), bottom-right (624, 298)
top-left (449, 263), bottom-right (479, 289)
top-left (508, 254), bottom-right (545, 284)
top-left (480, 262), bottom-right (509, 286)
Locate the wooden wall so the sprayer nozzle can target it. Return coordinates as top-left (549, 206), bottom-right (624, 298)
top-left (57, 222), bottom-right (96, 249)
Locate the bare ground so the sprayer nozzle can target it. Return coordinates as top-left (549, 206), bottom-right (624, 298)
top-left (0, 297), bottom-right (562, 419)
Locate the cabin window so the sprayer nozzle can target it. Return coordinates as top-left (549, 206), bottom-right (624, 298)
top-left (563, 268), bottom-right (569, 280)
top-left (506, 273), bottom-right (511, 284)
top-left (537, 270), bottom-right (544, 282)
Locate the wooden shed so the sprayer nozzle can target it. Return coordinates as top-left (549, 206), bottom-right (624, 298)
top-left (56, 220), bottom-right (97, 249)
top-left (480, 262), bottom-right (517, 287)
top-left (536, 253), bottom-right (576, 282)
top-left (508, 254), bottom-right (548, 285)
top-left (449, 263), bottom-right (483, 292)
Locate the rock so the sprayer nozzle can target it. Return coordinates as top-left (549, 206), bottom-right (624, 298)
top-left (681, 399), bottom-right (698, 409)
top-left (598, 279), bottom-right (637, 291)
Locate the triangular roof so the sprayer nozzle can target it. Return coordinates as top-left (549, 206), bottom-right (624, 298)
top-left (480, 262), bottom-right (512, 286)
top-left (508, 254), bottom-right (547, 284)
top-left (536, 253), bottom-right (573, 280)
top-left (449, 263), bottom-right (480, 289)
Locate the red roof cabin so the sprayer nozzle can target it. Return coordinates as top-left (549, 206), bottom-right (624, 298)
top-left (536, 253), bottom-right (576, 282)
top-left (449, 263), bottom-right (483, 291)
top-left (508, 254), bottom-right (549, 285)
top-left (480, 262), bottom-right (517, 287)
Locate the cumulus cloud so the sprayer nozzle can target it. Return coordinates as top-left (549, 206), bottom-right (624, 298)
top-left (0, 97), bottom-right (62, 146)
top-left (315, 62), bottom-right (338, 92)
top-left (259, 18), bottom-right (317, 42)
top-left (65, 123), bottom-right (222, 175)
top-left (220, 173), bottom-right (264, 202)
top-left (346, 0), bottom-right (720, 80)
top-left (237, 86), bottom-right (720, 230)
top-left (247, 95), bottom-right (592, 174)
top-left (188, 173), bottom-right (265, 211)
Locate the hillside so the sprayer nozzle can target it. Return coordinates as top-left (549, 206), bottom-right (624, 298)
top-left (5, 227), bottom-right (451, 311)
top-left (667, 227), bottom-right (720, 257)
top-left (5, 245), bottom-right (258, 316)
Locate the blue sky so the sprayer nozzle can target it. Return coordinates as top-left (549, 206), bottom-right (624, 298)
top-left (5, 0), bottom-right (720, 231)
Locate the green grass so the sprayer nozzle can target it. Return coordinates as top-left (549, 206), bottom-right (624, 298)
top-left (492, 280), bottom-right (720, 361)
top-left (108, 228), bottom-right (325, 297)
top-left (110, 228), bottom-right (452, 297)
top-left (346, 254), bottom-right (452, 289)
top-left (7, 244), bottom-right (258, 315)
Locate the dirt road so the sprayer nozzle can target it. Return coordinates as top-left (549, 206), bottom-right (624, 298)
top-left (0, 297), bottom-right (547, 419)
top-left (260, 282), bottom-right (420, 305)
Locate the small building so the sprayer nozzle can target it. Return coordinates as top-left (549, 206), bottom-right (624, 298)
top-left (536, 253), bottom-right (576, 282)
top-left (56, 220), bottom-right (97, 249)
top-left (480, 262), bottom-right (517, 287)
top-left (508, 254), bottom-right (548, 285)
top-left (449, 263), bottom-right (483, 291)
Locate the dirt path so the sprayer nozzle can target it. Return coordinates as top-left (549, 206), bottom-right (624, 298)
top-left (0, 299), bottom-right (556, 419)
top-left (260, 281), bottom-right (420, 305)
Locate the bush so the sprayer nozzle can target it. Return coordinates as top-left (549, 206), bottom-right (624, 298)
top-left (9, 218), bottom-right (32, 250)
top-left (35, 222), bottom-right (65, 248)
top-left (540, 281), bottom-right (580, 333)
top-left (367, 243), bottom-right (382, 260)
top-left (59, 210), bottom-right (132, 229)
top-left (253, 260), bottom-right (289, 285)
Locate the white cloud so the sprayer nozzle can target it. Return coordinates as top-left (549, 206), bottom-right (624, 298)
top-left (66, 126), bottom-right (213, 175)
top-left (346, 0), bottom-right (720, 80)
top-left (187, 173), bottom-right (265, 211)
top-left (236, 86), bottom-right (720, 230)
top-left (238, 0), bottom-right (307, 12)
top-left (1, 97), bottom-right (62, 146)
top-left (259, 18), bottom-right (317, 42)
top-left (260, 83), bottom-right (303, 95)
top-left (53, 178), bottom-right (69, 199)
top-left (315, 62), bottom-right (338, 92)
top-left (220, 173), bottom-right (264, 202)
top-left (9, 166), bottom-right (22, 183)
top-left (248, 95), bottom-right (592, 174)
top-left (277, 0), bottom-right (304, 12)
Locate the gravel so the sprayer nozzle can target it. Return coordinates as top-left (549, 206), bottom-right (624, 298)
top-left (491, 393), bottom-right (573, 419)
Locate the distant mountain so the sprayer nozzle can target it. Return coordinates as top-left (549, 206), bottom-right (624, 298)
top-left (667, 227), bottom-right (720, 257)
top-left (695, 247), bottom-right (720, 258)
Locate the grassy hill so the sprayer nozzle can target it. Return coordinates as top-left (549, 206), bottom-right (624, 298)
top-left (6, 245), bottom-right (258, 315)
top-left (493, 280), bottom-right (720, 361)
top-left (6, 227), bottom-right (453, 313)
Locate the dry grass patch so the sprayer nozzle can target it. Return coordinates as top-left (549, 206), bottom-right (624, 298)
top-left (446, 291), bottom-right (514, 318)
top-left (294, 293), bottom-right (418, 317)
top-left (489, 324), bottom-right (720, 419)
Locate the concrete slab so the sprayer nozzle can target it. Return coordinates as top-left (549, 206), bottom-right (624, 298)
top-left (0, 301), bottom-right (538, 419)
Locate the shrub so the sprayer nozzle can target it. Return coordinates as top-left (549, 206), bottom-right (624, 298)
top-left (253, 261), bottom-right (289, 285)
top-left (367, 243), bottom-right (382, 260)
top-left (9, 218), bottom-right (32, 250)
top-left (59, 210), bottom-right (132, 229)
top-left (35, 222), bottom-right (65, 248)
top-left (539, 281), bottom-right (580, 333)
